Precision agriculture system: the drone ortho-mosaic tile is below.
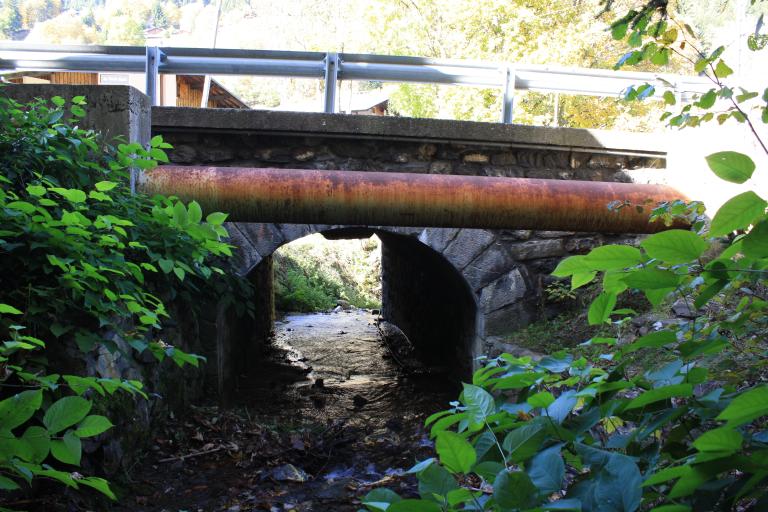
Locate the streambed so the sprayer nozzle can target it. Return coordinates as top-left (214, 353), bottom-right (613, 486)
top-left (113, 310), bottom-right (457, 511)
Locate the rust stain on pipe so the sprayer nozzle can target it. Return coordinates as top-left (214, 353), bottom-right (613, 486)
top-left (139, 166), bottom-right (688, 233)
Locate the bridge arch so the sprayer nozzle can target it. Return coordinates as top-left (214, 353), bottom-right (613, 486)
top-left (226, 222), bottom-right (539, 377)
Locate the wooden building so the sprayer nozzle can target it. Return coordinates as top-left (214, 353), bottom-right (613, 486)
top-left (2, 71), bottom-right (249, 108)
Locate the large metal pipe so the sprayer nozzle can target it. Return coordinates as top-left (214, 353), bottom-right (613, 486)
top-left (139, 166), bottom-right (687, 233)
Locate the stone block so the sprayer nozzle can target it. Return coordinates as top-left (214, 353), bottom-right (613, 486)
top-left (418, 228), bottom-right (460, 253)
top-left (198, 147), bottom-right (234, 162)
top-left (236, 222), bottom-right (285, 257)
top-left (484, 301), bottom-right (534, 336)
top-left (483, 166), bottom-right (524, 178)
top-left (443, 229), bottom-right (496, 270)
top-left (292, 148), bottom-right (316, 162)
top-left (587, 154), bottom-right (627, 169)
top-left (491, 152), bottom-right (517, 166)
top-left (277, 224), bottom-right (314, 244)
top-left (418, 143), bottom-right (437, 160)
top-left (565, 236), bottom-right (601, 254)
top-left (226, 223), bottom-right (263, 275)
top-left (508, 239), bottom-right (565, 260)
top-left (463, 152), bottom-right (490, 163)
top-left (535, 231), bottom-right (576, 239)
top-left (429, 160), bottom-right (453, 174)
top-left (478, 269), bottom-right (528, 314)
top-left (168, 144), bottom-right (197, 164)
top-left (463, 243), bottom-right (516, 291)
top-left (498, 230), bottom-right (532, 241)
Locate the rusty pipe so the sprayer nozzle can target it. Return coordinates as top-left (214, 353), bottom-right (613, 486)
top-left (138, 166), bottom-right (688, 233)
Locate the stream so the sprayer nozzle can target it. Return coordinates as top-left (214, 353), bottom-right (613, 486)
top-left (113, 309), bottom-right (458, 511)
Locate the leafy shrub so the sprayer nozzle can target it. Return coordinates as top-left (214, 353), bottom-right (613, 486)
top-left (363, 4), bottom-right (768, 511)
top-left (0, 93), bottom-right (248, 503)
top-left (274, 234), bottom-right (381, 312)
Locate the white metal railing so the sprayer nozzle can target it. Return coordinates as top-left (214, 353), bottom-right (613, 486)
top-left (0, 43), bottom-right (712, 123)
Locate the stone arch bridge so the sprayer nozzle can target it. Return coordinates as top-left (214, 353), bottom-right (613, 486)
top-left (149, 105), bottom-right (667, 383)
top-left (5, 84), bottom-right (672, 391)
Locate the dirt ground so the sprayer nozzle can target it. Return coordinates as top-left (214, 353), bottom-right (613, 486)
top-left (95, 310), bottom-right (456, 511)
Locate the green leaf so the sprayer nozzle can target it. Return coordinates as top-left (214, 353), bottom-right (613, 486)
top-left (710, 191), bottom-right (767, 237)
top-left (188, 201), bottom-right (203, 224)
top-left (649, 506), bottom-right (691, 512)
top-left (697, 90), bottom-right (717, 109)
top-left (50, 430), bottom-right (82, 465)
top-left (364, 488), bottom-right (402, 509)
top-left (743, 220), bottom-right (768, 258)
top-left (527, 391), bottom-right (555, 409)
top-left (622, 330), bottom-right (676, 354)
top-left (546, 391), bottom-right (577, 424)
top-left (206, 212), bottom-right (228, 225)
top-left (74, 415), bottom-right (113, 438)
top-left (0, 303), bottom-right (23, 315)
top-left (51, 96), bottom-right (66, 107)
top-left (53, 188), bottom-right (87, 203)
top-left (95, 181), bottom-right (117, 192)
top-left (527, 444), bottom-right (565, 495)
top-left (435, 431), bottom-right (476, 474)
top-left (0, 389), bottom-right (42, 430)
top-left (493, 470), bottom-right (537, 509)
top-left (552, 255), bottom-right (592, 277)
top-left (692, 427), bottom-right (742, 454)
top-left (461, 384), bottom-right (495, 425)
top-left (611, 21), bottom-right (628, 40)
top-left (641, 230), bottom-right (709, 264)
top-left (584, 245), bottom-right (643, 271)
top-left (714, 60), bottom-right (734, 78)
top-left (26, 184), bottom-right (47, 196)
top-left (172, 201), bottom-right (188, 226)
top-left (0, 475), bottom-right (19, 490)
top-left (705, 151), bottom-right (756, 184)
top-left (717, 386), bottom-right (768, 427)
top-left (571, 271), bottom-right (596, 290)
top-left (79, 476), bottom-right (117, 500)
top-left (388, 500), bottom-right (441, 512)
top-left (417, 463), bottom-right (457, 501)
top-left (625, 384), bottom-right (693, 410)
top-left (588, 291), bottom-right (617, 325)
top-left (662, 90), bottom-right (676, 105)
top-left (624, 268), bottom-right (680, 291)
top-left (502, 423), bottom-right (546, 463)
top-left (158, 258), bottom-right (174, 274)
top-left (651, 47), bottom-right (669, 65)
top-left (43, 396), bottom-right (92, 434)
top-left (21, 425), bottom-right (50, 464)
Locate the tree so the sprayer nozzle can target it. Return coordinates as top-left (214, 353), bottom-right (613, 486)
top-left (0, 0), bottom-right (22, 38)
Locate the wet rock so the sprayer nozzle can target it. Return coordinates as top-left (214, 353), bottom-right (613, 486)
top-left (352, 394), bottom-right (369, 408)
top-left (271, 463), bottom-right (310, 482)
top-left (672, 300), bottom-right (700, 319)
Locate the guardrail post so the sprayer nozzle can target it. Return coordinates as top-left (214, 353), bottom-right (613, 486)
top-left (323, 52), bottom-right (339, 114)
top-left (145, 46), bottom-right (161, 106)
top-left (501, 66), bottom-right (515, 124)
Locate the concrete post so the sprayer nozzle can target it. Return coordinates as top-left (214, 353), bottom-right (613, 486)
top-left (2, 85), bottom-right (151, 193)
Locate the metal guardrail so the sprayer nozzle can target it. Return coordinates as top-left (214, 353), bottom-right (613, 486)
top-left (0, 43), bottom-right (712, 123)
